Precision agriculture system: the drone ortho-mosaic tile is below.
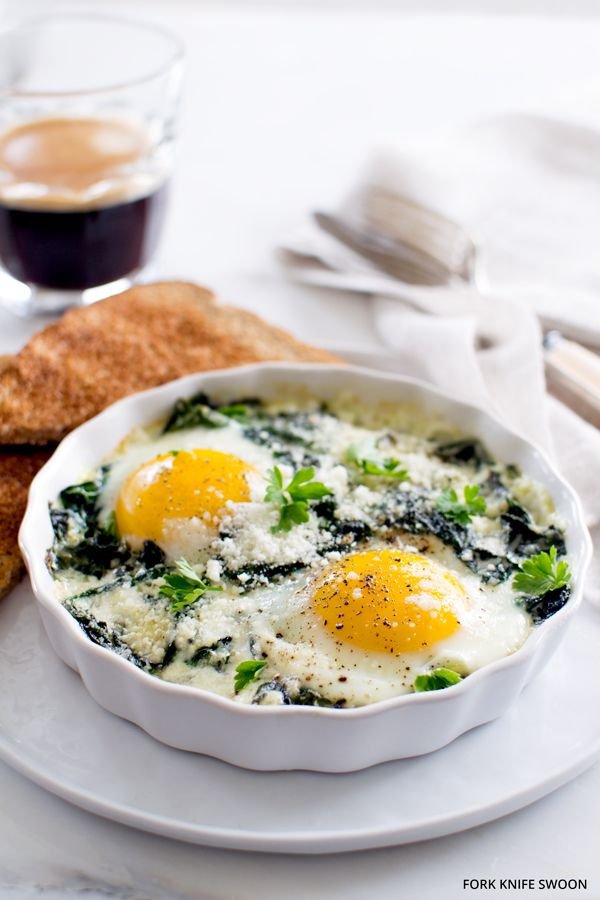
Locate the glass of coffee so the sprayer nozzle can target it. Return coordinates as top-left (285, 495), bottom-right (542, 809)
top-left (0, 14), bottom-right (184, 315)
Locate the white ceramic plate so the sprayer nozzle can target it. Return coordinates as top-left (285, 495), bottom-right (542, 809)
top-left (0, 580), bottom-right (598, 854)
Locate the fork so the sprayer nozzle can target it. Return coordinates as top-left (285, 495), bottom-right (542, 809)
top-left (313, 197), bottom-right (600, 428)
top-left (315, 186), bottom-right (482, 286)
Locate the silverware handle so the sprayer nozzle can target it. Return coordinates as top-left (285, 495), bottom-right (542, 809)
top-left (545, 336), bottom-right (600, 428)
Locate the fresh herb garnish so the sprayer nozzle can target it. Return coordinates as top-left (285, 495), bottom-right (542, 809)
top-left (436, 484), bottom-right (486, 526)
top-left (159, 558), bottom-right (221, 613)
top-left (264, 466), bottom-right (333, 533)
top-left (512, 546), bottom-right (571, 597)
top-left (234, 659), bottom-right (268, 692)
top-left (346, 444), bottom-right (409, 480)
top-left (414, 668), bottom-right (463, 692)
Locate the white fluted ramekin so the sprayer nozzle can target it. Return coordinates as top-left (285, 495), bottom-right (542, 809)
top-left (20, 364), bottom-right (592, 772)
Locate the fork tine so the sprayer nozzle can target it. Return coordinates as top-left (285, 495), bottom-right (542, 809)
top-left (362, 188), bottom-right (477, 274)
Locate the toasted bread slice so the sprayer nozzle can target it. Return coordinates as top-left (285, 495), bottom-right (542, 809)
top-left (0, 447), bottom-right (53, 599)
top-left (0, 281), bottom-right (341, 445)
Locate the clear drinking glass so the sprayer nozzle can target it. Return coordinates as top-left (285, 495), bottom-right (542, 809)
top-left (0, 13), bottom-right (184, 316)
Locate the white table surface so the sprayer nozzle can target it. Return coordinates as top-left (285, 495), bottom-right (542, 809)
top-left (1, 5), bottom-right (600, 898)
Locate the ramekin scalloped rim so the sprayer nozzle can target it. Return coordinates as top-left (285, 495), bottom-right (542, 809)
top-left (19, 363), bottom-right (592, 772)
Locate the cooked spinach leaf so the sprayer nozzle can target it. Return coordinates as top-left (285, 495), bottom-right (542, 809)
top-left (63, 563), bottom-right (166, 602)
top-left (137, 540), bottom-right (166, 569)
top-left (218, 404), bottom-right (249, 422)
top-left (151, 641), bottom-right (178, 672)
top-left (243, 410), bottom-right (324, 452)
top-left (252, 680), bottom-right (292, 705)
top-left (502, 506), bottom-right (566, 559)
top-left (59, 478), bottom-right (102, 516)
top-left (187, 637), bottom-right (233, 670)
top-left (380, 489), bottom-right (567, 587)
top-left (292, 686), bottom-right (343, 707)
top-left (49, 469), bottom-right (130, 578)
top-left (49, 527), bottom-right (128, 579)
top-left (221, 560), bottom-right (305, 588)
top-left (252, 679), bottom-right (342, 707)
top-left (520, 585), bottom-right (571, 624)
top-left (434, 439), bottom-right (492, 467)
top-left (63, 603), bottom-right (150, 671)
top-left (163, 393), bottom-right (229, 432)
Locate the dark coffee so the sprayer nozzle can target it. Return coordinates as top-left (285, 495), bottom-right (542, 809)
top-left (0, 116), bottom-right (167, 290)
top-left (0, 186), bottom-right (167, 289)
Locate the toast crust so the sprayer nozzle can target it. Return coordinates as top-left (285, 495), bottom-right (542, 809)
top-left (0, 280), bottom-right (341, 597)
top-left (0, 281), bottom-right (340, 444)
top-left (0, 448), bottom-right (52, 599)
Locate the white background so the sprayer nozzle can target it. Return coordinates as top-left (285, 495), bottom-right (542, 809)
top-left (1, 3), bottom-right (600, 898)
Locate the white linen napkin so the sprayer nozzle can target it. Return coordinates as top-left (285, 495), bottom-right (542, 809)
top-left (282, 114), bottom-right (600, 347)
top-left (323, 292), bottom-right (600, 608)
top-left (280, 113), bottom-right (600, 604)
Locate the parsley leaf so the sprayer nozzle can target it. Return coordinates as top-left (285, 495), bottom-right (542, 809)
top-left (512, 546), bottom-right (571, 596)
top-left (414, 668), bottom-right (463, 692)
top-left (264, 466), bottom-right (333, 533)
top-left (264, 465), bottom-right (285, 505)
top-left (346, 444), bottom-right (409, 480)
top-left (234, 659), bottom-right (268, 692)
top-left (159, 558), bottom-right (222, 613)
top-left (436, 484), bottom-right (487, 526)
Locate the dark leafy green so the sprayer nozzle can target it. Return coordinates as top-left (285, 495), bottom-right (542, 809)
top-left (48, 469), bottom-right (132, 578)
top-left (63, 602), bottom-right (150, 671)
top-left (520, 585), bottom-right (571, 624)
top-left (163, 393), bottom-right (229, 432)
top-left (221, 560), bottom-right (305, 589)
top-left (252, 680), bottom-right (292, 705)
top-left (502, 505), bottom-right (566, 559)
top-left (434, 439), bottom-right (492, 467)
top-left (252, 679), bottom-right (344, 707)
top-left (187, 637), bottom-right (233, 670)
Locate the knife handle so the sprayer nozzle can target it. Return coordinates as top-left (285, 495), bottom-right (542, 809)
top-left (545, 335), bottom-right (600, 428)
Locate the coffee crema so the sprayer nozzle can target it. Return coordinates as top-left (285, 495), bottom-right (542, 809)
top-left (0, 116), bottom-right (154, 206)
top-left (0, 116), bottom-right (167, 290)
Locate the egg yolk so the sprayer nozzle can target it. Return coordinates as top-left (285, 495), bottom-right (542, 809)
top-left (310, 549), bottom-right (466, 654)
top-left (115, 448), bottom-right (253, 545)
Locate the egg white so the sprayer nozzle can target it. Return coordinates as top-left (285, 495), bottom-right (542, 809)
top-left (54, 395), bottom-right (548, 707)
top-left (233, 541), bottom-right (530, 705)
top-left (99, 419), bottom-right (275, 559)
top-left (145, 537), bottom-right (532, 706)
